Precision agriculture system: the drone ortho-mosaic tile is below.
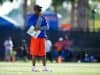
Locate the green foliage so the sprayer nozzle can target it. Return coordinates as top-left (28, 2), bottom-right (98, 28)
top-left (31, 0), bottom-right (35, 3)
top-left (52, 0), bottom-right (63, 7)
top-left (67, 0), bottom-right (75, 4)
top-left (0, 0), bottom-right (3, 4)
top-left (70, 0), bottom-right (75, 3)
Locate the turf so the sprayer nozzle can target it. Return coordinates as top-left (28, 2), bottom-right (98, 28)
top-left (0, 62), bottom-right (100, 75)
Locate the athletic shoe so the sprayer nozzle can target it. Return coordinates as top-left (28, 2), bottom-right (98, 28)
top-left (42, 67), bottom-right (52, 72)
top-left (32, 67), bottom-right (40, 72)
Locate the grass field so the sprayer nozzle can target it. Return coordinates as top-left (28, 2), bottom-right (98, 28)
top-left (0, 62), bottom-right (100, 75)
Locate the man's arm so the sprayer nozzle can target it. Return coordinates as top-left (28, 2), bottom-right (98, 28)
top-left (40, 17), bottom-right (49, 30)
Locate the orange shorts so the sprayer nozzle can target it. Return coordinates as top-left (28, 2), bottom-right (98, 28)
top-left (30, 37), bottom-right (46, 56)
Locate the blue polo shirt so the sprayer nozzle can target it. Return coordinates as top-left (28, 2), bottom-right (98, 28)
top-left (27, 14), bottom-right (49, 38)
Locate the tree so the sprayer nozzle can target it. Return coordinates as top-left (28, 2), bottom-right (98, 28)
top-left (77, 0), bottom-right (90, 31)
top-left (23, 0), bottom-right (27, 28)
top-left (52, 0), bottom-right (63, 13)
top-left (0, 0), bottom-right (3, 4)
top-left (69, 0), bottom-right (76, 29)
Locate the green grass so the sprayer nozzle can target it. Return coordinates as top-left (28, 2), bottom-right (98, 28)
top-left (0, 62), bottom-right (100, 75)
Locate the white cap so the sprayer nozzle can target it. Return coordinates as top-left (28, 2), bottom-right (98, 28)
top-left (59, 37), bottom-right (63, 41)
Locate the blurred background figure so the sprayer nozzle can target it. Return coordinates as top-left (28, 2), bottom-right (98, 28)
top-left (84, 52), bottom-right (97, 62)
top-left (46, 38), bottom-right (53, 62)
top-left (0, 0), bottom-right (100, 63)
top-left (20, 39), bottom-right (29, 62)
top-left (4, 36), bottom-right (14, 61)
top-left (63, 35), bottom-right (73, 62)
top-left (54, 37), bottom-right (64, 63)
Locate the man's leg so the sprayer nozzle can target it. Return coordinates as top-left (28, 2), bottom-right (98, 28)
top-left (40, 38), bottom-right (50, 71)
top-left (30, 38), bottom-right (39, 72)
top-left (41, 56), bottom-right (48, 71)
top-left (41, 56), bottom-right (46, 66)
top-left (32, 56), bottom-right (39, 71)
top-left (32, 56), bottom-right (36, 66)
top-left (41, 55), bottom-right (52, 71)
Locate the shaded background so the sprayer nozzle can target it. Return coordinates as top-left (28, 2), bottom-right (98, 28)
top-left (0, 0), bottom-right (100, 61)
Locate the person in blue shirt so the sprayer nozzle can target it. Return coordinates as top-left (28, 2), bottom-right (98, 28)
top-left (28, 5), bottom-right (49, 72)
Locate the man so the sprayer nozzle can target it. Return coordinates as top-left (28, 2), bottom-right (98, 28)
top-left (63, 35), bottom-right (73, 62)
top-left (4, 37), bottom-right (14, 61)
top-left (46, 38), bottom-right (52, 62)
top-left (28, 5), bottom-right (49, 71)
top-left (20, 39), bottom-right (29, 62)
top-left (54, 37), bottom-right (64, 63)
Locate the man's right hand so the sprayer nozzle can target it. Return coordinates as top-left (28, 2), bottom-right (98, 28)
top-left (34, 26), bottom-right (40, 31)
